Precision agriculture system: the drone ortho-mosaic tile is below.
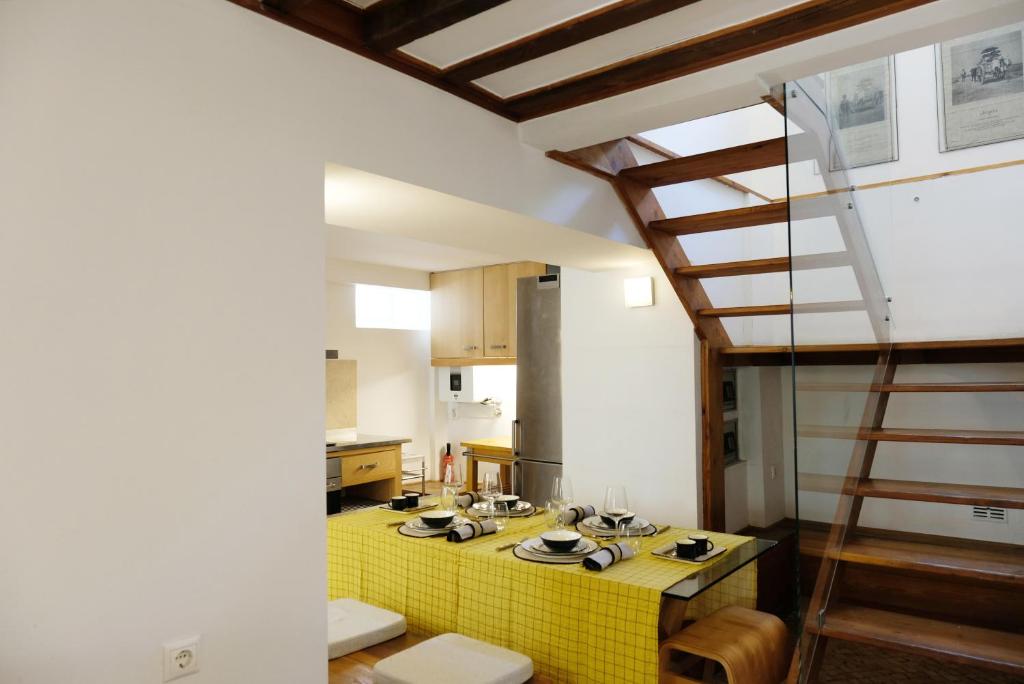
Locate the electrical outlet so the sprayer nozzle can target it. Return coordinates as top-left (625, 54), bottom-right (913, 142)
top-left (163, 636), bottom-right (200, 681)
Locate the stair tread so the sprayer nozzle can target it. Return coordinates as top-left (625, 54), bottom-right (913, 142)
top-left (697, 300), bottom-right (865, 317)
top-left (838, 535), bottom-right (1024, 583)
top-left (799, 381), bottom-right (1024, 392)
top-left (799, 425), bottom-right (1024, 445)
top-left (677, 251), bottom-right (847, 279)
top-left (619, 137), bottom-right (786, 186)
top-left (797, 472), bottom-right (1024, 508)
top-left (813, 604), bottom-right (1024, 674)
top-left (859, 478), bottom-right (1024, 508)
top-left (649, 202), bottom-right (790, 235)
top-left (881, 381), bottom-right (1024, 392)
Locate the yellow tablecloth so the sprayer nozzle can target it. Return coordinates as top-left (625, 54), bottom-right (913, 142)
top-left (327, 504), bottom-right (756, 683)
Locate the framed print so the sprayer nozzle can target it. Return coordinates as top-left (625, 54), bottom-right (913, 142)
top-left (826, 56), bottom-right (898, 171)
top-left (937, 23), bottom-right (1024, 152)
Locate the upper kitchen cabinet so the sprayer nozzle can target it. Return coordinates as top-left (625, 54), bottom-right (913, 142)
top-left (430, 261), bottom-right (546, 365)
top-left (429, 267), bottom-right (483, 359)
top-left (484, 262), bottom-right (546, 358)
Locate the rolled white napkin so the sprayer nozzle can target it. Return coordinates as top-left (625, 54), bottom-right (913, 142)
top-left (456, 491), bottom-right (483, 508)
top-left (561, 504), bottom-right (596, 524)
top-left (446, 518), bottom-right (497, 542)
top-left (582, 542), bottom-right (635, 571)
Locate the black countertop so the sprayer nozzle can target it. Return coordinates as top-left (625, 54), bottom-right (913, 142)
top-left (325, 434), bottom-right (411, 455)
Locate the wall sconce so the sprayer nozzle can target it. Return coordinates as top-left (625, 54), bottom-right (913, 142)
top-left (623, 276), bottom-right (653, 308)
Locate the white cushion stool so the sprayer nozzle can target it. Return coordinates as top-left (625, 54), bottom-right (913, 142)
top-left (328, 599), bottom-right (407, 659)
top-left (372, 632), bottom-right (533, 684)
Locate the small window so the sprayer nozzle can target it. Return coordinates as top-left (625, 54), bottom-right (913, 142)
top-left (354, 284), bottom-right (430, 331)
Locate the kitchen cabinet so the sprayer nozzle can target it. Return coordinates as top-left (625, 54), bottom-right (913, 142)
top-left (429, 267), bottom-right (483, 359)
top-left (431, 261), bottom-right (546, 365)
top-left (483, 262), bottom-right (547, 358)
top-left (327, 443), bottom-right (403, 503)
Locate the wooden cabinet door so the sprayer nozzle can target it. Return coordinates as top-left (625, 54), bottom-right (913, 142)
top-left (483, 264), bottom-right (510, 357)
top-left (501, 262), bottom-right (548, 358)
top-left (430, 268), bottom-right (483, 359)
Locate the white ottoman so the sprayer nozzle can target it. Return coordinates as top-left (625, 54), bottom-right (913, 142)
top-left (372, 633), bottom-right (533, 684)
top-left (328, 599), bottom-right (407, 659)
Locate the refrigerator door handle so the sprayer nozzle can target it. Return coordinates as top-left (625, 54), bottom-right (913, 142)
top-left (512, 459), bottom-right (522, 497)
top-left (512, 419), bottom-right (522, 457)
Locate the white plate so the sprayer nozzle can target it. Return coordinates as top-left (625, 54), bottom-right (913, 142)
top-left (406, 515), bottom-right (467, 532)
top-left (580, 515), bottom-right (650, 531)
top-left (467, 501), bottom-right (535, 518)
top-left (521, 536), bottom-right (598, 557)
top-left (471, 501), bottom-right (531, 512)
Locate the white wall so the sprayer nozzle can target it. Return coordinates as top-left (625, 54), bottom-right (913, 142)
top-left (561, 262), bottom-right (702, 527)
top-left (0, 1), bottom-right (646, 682)
top-left (437, 365), bottom-right (518, 485)
top-left (787, 44), bottom-right (1024, 344)
top-left (325, 260), bottom-right (433, 465)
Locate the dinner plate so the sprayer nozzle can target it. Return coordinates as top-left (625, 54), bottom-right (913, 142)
top-left (578, 517), bottom-right (657, 538)
top-left (650, 542), bottom-right (727, 564)
top-left (580, 515), bottom-right (650, 532)
top-left (405, 515), bottom-right (467, 532)
top-left (512, 537), bottom-right (599, 565)
top-left (520, 536), bottom-right (598, 557)
top-left (467, 501), bottom-right (535, 518)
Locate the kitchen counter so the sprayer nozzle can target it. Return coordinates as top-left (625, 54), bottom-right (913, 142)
top-left (326, 434), bottom-right (411, 455)
top-left (460, 436), bottom-right (512, 454)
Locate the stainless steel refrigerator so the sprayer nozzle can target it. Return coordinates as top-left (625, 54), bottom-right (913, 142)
top-left (512, 273), bottom-right (562, 505)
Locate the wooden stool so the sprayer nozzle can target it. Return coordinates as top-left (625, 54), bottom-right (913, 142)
top-left (659, 606), bottom-right (788, 684)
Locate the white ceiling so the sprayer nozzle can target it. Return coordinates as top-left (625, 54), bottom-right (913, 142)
top-left (324, 162), bottom-right (652, 273)
top-left (401, 0), bottom-right (619, 69)
top-left (346, 0), bottom-right (803, 98)
top-left (520, 0), bottom-right (1024, 151)
top-left (471, 0), bottom-right (804, 98)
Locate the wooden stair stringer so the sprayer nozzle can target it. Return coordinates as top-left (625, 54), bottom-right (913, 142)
top-left (801, 352), bottom-right (896, 680)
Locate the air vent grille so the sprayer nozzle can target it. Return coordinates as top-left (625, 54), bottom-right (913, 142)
top-left (972, 506), bottom-right (1008, 523)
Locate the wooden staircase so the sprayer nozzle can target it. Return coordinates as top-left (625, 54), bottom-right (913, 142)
top-left (548, 104), bottom-right (1024, 681)
top-left (799, 360), bottom-right (1024, 680)
top-left (547, 129), bottom-right (867, 534)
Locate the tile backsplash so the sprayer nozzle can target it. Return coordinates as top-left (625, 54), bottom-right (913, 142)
top-left (326, 359), bottom-right (356, 430)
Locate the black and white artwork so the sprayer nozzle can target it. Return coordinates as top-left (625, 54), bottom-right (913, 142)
top-left (937, 23), bottom-right (1024, 151)
top-left (826, 56), bottom-right (898, 170)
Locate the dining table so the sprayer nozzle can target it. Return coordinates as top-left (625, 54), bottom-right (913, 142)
top-left (327, 500), bottom-right (774, 683)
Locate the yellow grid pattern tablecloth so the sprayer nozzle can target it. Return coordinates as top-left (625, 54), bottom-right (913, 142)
top-left (327, 505), bottom-right (756, 683)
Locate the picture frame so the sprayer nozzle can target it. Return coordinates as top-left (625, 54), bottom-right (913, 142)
top-left (826, 55), bottom-right (899, 171)
top-left (936, 23), bottom-right (1024, 152)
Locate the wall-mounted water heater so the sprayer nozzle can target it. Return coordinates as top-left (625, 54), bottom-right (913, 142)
top-left (437, 367), bottom-right (473, 402)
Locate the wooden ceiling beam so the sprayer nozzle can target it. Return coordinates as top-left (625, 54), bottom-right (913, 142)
top-left (442, 0), bottom-right (700, 84)
top-left (504, 0), bottom-right (939, 120)
top-left (364, 0), bottom-right (512, 52)
top-left (226, 0), bottom-right (514, 119)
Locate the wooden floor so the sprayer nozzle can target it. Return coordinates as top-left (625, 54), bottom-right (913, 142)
top-left (328, 632), bottom-right (554, 684)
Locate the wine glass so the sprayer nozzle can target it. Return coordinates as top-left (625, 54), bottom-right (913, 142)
top-left (441, 462), bottom-right (463, 512)
top-left (439, 486), bottom-right (457, 514)
top-left (603, 486), bottom-right (631, 530)
top-left (443, 461), bottom-right (464, 488)
top-left (550, 475), bottom-right (574, 506)
top-left (550, 475), bottom-right (574, 529)
top-left (617, 520), bottom-right (642, 555)
top-left (491, 501), bottom-right (509, 533)
top-left (545, 499), bottom-right (563, 529)
top-left (482, 471), bottom-right (503, 505)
